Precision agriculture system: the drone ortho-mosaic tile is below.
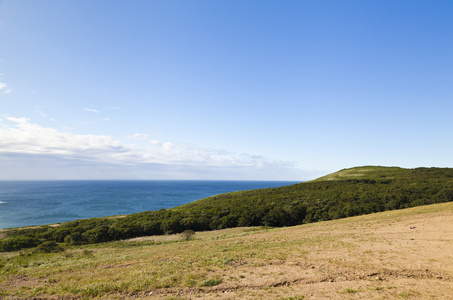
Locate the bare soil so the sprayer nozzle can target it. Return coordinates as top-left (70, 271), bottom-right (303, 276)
top-left (3, 203), bottom-right (453, 299)
top-left (154, 205), bottom-right (453, 299)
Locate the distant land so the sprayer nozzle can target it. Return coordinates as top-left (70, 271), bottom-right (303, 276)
top-left (2, 165), bottom-right (453, 253)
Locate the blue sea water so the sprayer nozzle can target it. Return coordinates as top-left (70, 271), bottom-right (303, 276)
top-left (0, 180), bottom-right (298, 229)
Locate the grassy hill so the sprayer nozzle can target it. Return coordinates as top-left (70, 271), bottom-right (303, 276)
top-left (2, 166), bottom-right (453, 252)
top-left (1, 200), bottom-right (453, 299)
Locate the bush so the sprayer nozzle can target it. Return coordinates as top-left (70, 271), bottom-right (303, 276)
top-left (36, 241), bottom-right (64, 253)
top-left (64, 232), bottom-right (86, 245)
top-left (181, 230), bottom-right (195, 241)
top-left (0, 236), bottom-right (41, 251)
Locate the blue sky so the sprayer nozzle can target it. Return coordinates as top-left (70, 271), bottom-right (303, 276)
top-left (0, 0), bottom-right (452, 180)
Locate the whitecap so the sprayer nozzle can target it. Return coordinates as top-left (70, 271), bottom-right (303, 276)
top-left (0, 201), bottom-right (6, 204)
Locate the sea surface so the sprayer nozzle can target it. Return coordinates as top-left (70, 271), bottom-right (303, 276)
top-left (0, 180), bottom-right (298, 229)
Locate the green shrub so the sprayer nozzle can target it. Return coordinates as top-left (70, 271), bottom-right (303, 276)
top-left (0, 236), bottom-right (41, 251)
top-left (181, 230), bottom-right (195, 241)
top-left (199, 279), bottom-right (222, 287)
top-left (36, 241), bottom-right (64, 253)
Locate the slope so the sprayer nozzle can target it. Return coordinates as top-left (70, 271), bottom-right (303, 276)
top-left (1, 201), bottom-right (453, 299)
top-left (2, 166), bottom-right (453, 251)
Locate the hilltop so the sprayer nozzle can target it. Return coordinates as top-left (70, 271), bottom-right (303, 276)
top-left (312, 165), bottom-right (407, 181)
top-left (2, 166), bottom-right (453, 252)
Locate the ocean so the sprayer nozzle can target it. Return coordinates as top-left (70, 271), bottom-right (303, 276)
top-left (0, 180), bottom-right (298, 229)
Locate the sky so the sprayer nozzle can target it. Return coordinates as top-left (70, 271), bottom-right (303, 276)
top-left (0, 0), bottom-right (452, 181)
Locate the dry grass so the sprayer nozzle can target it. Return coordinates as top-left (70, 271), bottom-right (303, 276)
top-left (1, 202), bottom-right (453, 299)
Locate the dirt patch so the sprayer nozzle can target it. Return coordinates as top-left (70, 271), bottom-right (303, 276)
top-left (107, 215), bottom-right (127, 219)
top-left (3, 204), bottom-right (453, 299)
top-left (145, 206), bottom-right (453, 299)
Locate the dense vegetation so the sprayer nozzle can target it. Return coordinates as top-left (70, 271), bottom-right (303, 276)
top-left (2, 166), bottom-right (453, 251)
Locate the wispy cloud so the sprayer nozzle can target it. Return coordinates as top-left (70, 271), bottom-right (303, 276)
top-left (34, 106), bottom-right (55, 121)
top-left (84, 108), bottom-right (99, 113)
top-left (0, 82), bottom-right (12, 94)
top-left (34, 107), bottom-right (47, 118)
top-left (0, 117), bottom-right (301, 179)
top-left (127, 133), bottom-right (150, 140)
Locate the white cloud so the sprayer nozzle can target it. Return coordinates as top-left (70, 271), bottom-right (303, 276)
top-left (0, 117), bottom-right (301, 179)
top-left (0, 82), bottom-right (12, 94)
top-left (6, 117), bottom-right (29, 124)
top-left (1, 117), bottom-right (128, 163)
top-left (84, 108), bottom-right (99, 113)
top-left (127, 133), bottom-right (150, 140)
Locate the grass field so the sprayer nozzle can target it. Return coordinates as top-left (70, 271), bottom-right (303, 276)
top-left (1, 201), bottom-right (453, 299)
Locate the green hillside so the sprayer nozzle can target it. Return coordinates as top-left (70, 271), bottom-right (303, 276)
top-left (2, 166), bottom-right (453, 252)
top-left (312, 165), bottom-right (407, 181)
